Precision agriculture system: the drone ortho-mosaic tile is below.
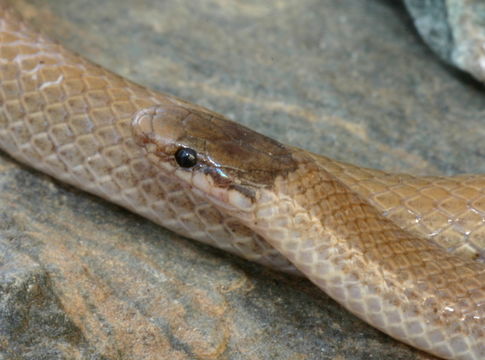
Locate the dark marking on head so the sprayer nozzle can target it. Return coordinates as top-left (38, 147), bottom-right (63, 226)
top-left (133, 104), bottom-right (298, 189)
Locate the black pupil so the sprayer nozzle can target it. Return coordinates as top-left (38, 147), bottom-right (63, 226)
top-left (175, 148), bottom-right (197, 168)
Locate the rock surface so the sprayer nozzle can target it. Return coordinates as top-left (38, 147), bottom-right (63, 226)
top-left (405, 0), bottom-right (485, 82)
top-left (1, 0), bottom-right (484, 359)
top-left (403, 0), bottom-right (453, 63)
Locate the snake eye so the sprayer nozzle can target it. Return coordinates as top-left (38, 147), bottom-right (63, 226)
top-left (175, 147), bottom-right (197, 168)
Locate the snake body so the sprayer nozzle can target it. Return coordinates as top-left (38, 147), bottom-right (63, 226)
top-left (0, 5), bottom-right (484, 360)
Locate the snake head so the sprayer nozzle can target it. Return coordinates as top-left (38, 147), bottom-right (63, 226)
top-left (132, 104), bottom-right (297, 212)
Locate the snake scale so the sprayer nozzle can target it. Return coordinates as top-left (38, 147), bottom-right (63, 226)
top-left (0, 4), bottom-right (484, 360)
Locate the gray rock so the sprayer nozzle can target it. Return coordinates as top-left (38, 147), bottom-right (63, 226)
top-left (3, 0), bottom-right (484, 359)
top-left (405, 0), bottom-right (485, 82)
top-left (403, 0), bottom-right (453, 63)
top-left (0, 238), bottom-right (103, 359)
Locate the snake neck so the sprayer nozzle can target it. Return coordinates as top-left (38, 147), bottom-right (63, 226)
top-left (230, 149), bottom-right (485, 358)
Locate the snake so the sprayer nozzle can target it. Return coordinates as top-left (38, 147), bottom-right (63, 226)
top-left (0, 4), bottom-right (484, 360)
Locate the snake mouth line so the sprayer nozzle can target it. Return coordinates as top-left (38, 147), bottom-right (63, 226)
top-left (143, 146), bottom-right (254, 213)
top-left (183, 170), bottom-right (254, 212)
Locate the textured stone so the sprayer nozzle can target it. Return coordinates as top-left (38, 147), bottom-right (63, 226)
top-left (2, 0), bottom-right (484, 359)
top-left (0, 238), bottom-right (102, 358)
top-left (405, 0), bottom-right (485, 82)
top-left (404, 0), bottom-right (453, 64)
